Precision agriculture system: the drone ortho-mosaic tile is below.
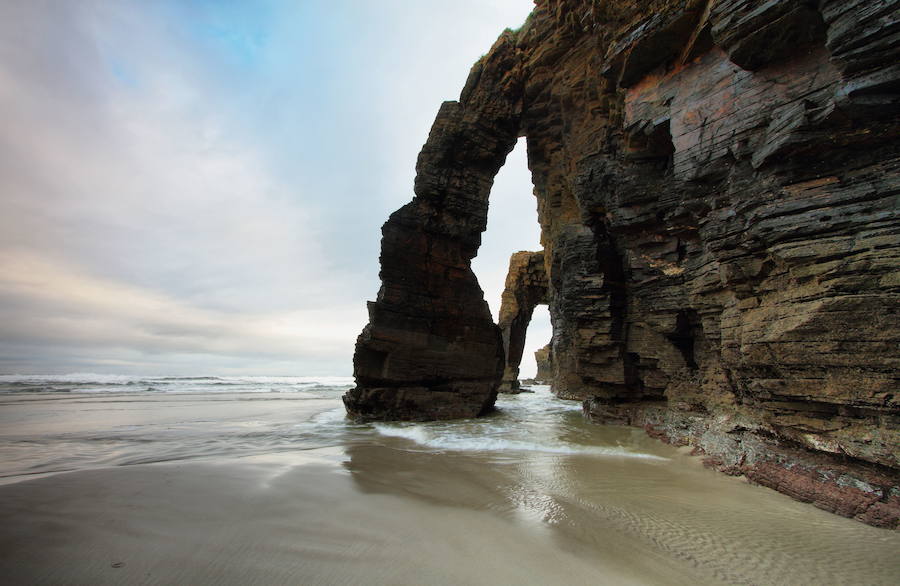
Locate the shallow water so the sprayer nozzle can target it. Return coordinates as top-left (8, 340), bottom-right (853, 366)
top-left (0, 377), bottom-right (898, 585)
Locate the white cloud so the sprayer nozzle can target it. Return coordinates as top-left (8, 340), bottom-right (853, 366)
top-left (0, 250), bottom-right (366, 374)
top-left (0, 0), bottom-right (537, 375)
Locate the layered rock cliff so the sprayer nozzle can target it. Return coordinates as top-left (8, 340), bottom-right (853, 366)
top-left (345, 0), bottom-right (900, 527)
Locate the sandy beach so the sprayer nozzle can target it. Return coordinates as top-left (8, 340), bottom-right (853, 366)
top-left (2, 0), bottom-right (898, 582)
top-left (0, 454), bottom-right (687, 585)
top-left (1, 385), bottom-right (898, 585)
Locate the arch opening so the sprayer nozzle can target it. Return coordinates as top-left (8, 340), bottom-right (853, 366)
top-left (520, 305), bottom-right (552, 381)
top-left (471, 137), bottom-right (541, 321)
top-left (469, 137), bottom-right (551, 392)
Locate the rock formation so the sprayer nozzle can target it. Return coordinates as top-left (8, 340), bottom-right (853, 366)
top-left (346, 0), bottom-right (900, 527)
top-left (534, 344), bottom-right (554, 383)
top-left (342, 32), bottom-right (523, 421)
top-left (497, 251), bottom-right (549, 392)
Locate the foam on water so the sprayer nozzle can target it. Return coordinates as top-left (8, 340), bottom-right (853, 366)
top-left (372, 422), bottom-right (667, 459)
top-left (367, 386), bottom-right (668, 461)
top-left (2, 378), bottom-right (898, 585)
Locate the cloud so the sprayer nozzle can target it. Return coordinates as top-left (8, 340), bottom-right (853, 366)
top-left (2, 1), bottom-right (354, 309)
top-left (0, 0), bottom-right (538, 375)
top-left (0, 1), bottom-right (365, 373)
top-left (0, 250), bottom-right (365, 374)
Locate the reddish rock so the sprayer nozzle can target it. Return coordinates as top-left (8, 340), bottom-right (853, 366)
top-left (744, 462), bottom-right (899, 530)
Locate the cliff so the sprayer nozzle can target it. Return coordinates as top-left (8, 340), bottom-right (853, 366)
top-left (344, 0), bottom-right (900, 527)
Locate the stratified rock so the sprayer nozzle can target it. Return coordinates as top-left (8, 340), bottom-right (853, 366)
top-left (534, 344), bottom-right (554, 383)
top-left (343, 32), bottom-right (524, 421)
top-left (348, 0), bottom-right (900, 527)
top-left (497, 251), bottom-right (549, 392)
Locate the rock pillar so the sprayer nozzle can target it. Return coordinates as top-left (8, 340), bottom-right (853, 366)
top-left (343, 33), bottom-right (524, 421)
top-left (534, 344), bottom-right (553, 383)
top-left (496, 251), bottom-right (549, 392)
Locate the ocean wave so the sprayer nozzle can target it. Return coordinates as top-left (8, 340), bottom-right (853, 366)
top-left (155, 376), bottom-right (222, 381)
top-left (372, 423), bottom-right (668, 460)
top-left (0, 373), bottom-right (355, 394)
top-left (0, 373), bottom-right (139, 385)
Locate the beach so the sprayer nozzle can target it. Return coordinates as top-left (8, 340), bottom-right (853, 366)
top-left (1, 378), bottom-right (898, 585)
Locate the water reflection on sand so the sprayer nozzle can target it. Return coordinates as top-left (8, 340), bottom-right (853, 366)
top-left (0, 385), bottom-right (897, 585)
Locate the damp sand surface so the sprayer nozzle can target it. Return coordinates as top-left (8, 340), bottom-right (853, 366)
top-left (0, 379), bottom-right (898, 585)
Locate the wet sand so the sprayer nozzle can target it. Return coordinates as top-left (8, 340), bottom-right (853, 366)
top-left (1, 389), bottom-right (898, 585)
top-left (0, 454), bottom-right (696, 585)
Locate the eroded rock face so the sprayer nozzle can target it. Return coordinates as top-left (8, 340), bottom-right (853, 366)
top-left (348, 0), bottom-right (899, 526)
top-left (343, 33), bottom-right (524, 421)
top-left (497, 251), bottom-right (549, 392)
top-left (534, 343), bottom-right (554, 383)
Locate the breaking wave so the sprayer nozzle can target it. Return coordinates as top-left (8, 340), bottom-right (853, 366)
top-left (0, 374), bottom-right (354, 394)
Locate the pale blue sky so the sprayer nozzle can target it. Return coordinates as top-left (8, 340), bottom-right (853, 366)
top-left (0, 0), bottom-right (550, 376)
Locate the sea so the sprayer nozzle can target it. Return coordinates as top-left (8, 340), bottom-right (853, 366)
top-left (0, 374), bottom-right (898, 585)
top-left (0, 374), bottom-right (660, 481)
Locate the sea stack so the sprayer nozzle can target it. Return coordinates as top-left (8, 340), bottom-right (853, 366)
top-left (345, 0), bottom-right (899, 527)
top-left (342, 32), bottom-right (524, 421)
top-left (497, 251), bottom-right (549, 393)
top-left (533, 344), bottom-right (554, 384)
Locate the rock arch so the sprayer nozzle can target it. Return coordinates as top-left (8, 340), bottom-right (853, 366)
top-left (343, 0), bottom-right (900, 526)
top-left (342, 32), bottom-right (525, 421)
top-left (497, 251), bottom-right (549, 392)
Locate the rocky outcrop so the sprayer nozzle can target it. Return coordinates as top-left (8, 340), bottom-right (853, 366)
top-left (497, 251), bottom-right (549, 392)
top-left (347, 0), bottom-right (899, 526)
top-left (534, 344), bottom-right (554, 383)
top-left (342, 31), bottom-right (525, 421)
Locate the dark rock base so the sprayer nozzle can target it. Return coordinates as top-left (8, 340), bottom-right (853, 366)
top-left (343, 383), bottom-right (498, 422)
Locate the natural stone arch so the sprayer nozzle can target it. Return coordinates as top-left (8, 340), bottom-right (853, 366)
top-left (343, 0), bottom-right (900, 528)
top-left (497, 251), bottom-right (549, 392)
top-left (342, 32), bottom-right (525, 421)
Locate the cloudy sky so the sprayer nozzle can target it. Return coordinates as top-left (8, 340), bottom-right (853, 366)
top-left (0, 0), bottom-right (550, 377)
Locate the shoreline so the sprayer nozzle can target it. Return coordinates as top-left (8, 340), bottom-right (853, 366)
top-left (2, 389), bottom-right (899, 584)
top-left (0, 453), bottom-right (680, 586)
top-left (585, 398), bottom-right (900, 529)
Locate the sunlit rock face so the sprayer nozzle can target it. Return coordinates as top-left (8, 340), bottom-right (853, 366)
top-left (346, 0), bottom-right (899, 526)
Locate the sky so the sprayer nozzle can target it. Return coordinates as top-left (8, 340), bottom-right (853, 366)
top-left (0, 0), bottom-right (550, 377)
